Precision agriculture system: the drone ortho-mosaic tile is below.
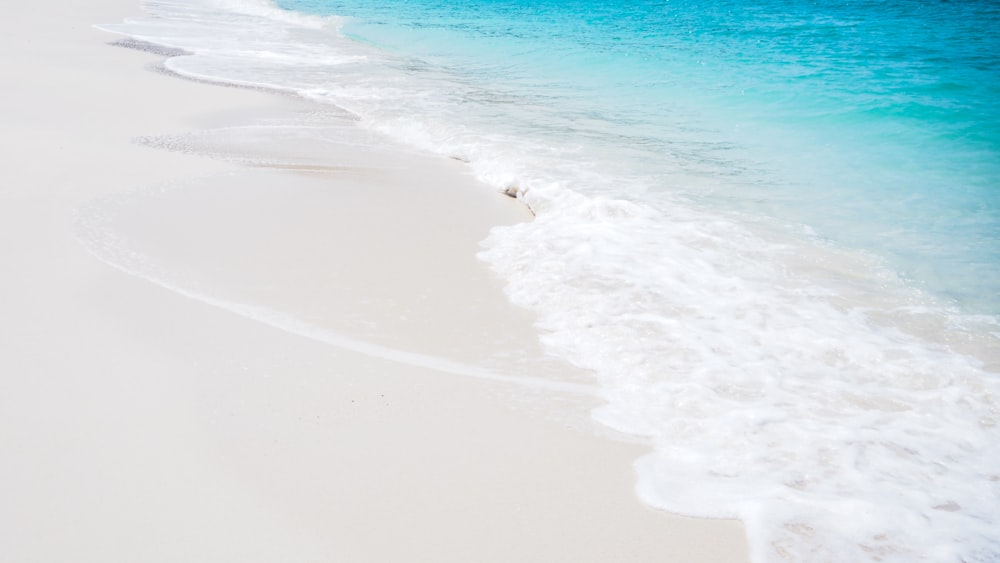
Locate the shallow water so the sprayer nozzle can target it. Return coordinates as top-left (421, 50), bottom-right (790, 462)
top-left (99, 0), bottom-right (999, 560)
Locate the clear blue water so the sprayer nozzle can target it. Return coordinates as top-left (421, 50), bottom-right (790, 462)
top-left (279, 0), bottom-right (1000, 314)
top-left (98, 0), bottom-right (1000, 560)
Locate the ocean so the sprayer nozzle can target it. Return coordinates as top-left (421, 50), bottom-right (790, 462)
top-left (99, 0), bottom-right (999, 560)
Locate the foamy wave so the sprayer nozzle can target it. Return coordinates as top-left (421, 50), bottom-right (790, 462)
top-left (149, 0), bottom-right (340, 29)
top-left (98, 0), bottom-right (350, 69)
top-left (479, 183), bottom-right (1000, 562)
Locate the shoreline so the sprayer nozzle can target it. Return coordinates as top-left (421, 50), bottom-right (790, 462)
top-left (0, 1), bottom-right (750, 561)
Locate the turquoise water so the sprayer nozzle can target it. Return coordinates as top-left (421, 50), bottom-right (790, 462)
top-left (99, 0), bottom-right (1000, 560)
top-left (278, 0), bottom-right (1000, 313)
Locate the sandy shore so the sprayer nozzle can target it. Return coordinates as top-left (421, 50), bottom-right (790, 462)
top-left (0, 1), bottom-right (749, 561)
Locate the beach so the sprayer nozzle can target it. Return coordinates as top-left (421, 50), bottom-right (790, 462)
top-left (0, 1), bottom-right (750, 561)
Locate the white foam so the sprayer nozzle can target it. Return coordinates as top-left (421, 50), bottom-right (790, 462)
top-left (197, 0), bottom-right (337, 28)
top-left (479, 183), bottom-right (1000, 561)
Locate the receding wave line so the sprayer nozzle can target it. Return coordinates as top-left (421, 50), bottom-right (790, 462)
top-left (72, 205), bottom-right (598, 398)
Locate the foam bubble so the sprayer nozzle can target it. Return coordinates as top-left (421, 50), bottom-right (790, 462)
top-left (479, 182), bottom-right (1000, 561)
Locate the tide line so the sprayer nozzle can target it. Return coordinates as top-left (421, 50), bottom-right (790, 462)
top-left (73, 219), bottom-right (599, 397)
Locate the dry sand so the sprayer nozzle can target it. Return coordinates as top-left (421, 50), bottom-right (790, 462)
top-left (0, 1), bottom-right (750, 561)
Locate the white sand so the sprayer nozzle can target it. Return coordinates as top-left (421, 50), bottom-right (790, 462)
top-left (0, 1), bottom-right (750, 561)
